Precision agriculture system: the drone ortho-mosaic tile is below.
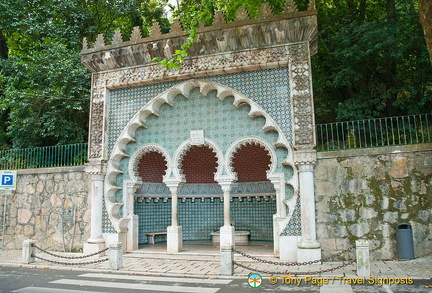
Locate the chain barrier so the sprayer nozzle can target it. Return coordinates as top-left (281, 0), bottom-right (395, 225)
top-left (233, 245), bottom-right (356, 275)
top-left (33, 243), bottom-right (109, 259)
top-left (33, 254), bottom-right (109, 266)
top-left (31, 243), bottom-right (109, 266)
top-left (234, 245), bottom-right (355, 266)
top-left (234, 259), bottom-right (356, 276)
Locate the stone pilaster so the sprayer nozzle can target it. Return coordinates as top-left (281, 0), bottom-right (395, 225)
top-left (83, 160), bottom-right (106, 254)
top-left (123, 179), bottom-right (142, 252)
top-left (165, 179), bottom-right (182, 253)
top-left (218, 179), bottom-right (234, 248)
top-left (294, 150), bottom-right (321, 262)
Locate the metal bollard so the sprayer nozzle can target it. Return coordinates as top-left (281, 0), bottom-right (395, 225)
top-left (109, 242), bottom-right (123, 270)
top-left (22, 239), bottom-right (36, 264)
top-left (220, 245), bottom-right (234, 275)
top-left (356, 240), bottom-right (370, 277)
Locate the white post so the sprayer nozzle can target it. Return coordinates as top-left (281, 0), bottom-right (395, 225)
top-left (109, 242), bottom-right (123, 270)
top-left (165, 180), bottom-right (182, 253)
top-left (22, 239), bottom-right (36, 264)
top-left (89, 174), bottom-right (105, 243)
top-left (294, 151), bottom-right (321, 262)
top-left (356, 240), bottom-right (370, 277)
top-left (218, 179), bottom-right (234, 249)
top-left (220, 245), bottom-right (234, 275)
top-left (1, 191), bottom-right (12, 249)
top-left (269, 175), bottom-right (286, 256)
top-left (84, 161), bottom-right (106, 254)
top-left (123, 179), bottom-right (141, 252)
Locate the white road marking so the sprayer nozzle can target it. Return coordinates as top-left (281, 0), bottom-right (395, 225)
top-left (383, 284), bottom-right (394, 293)
top-left (320, 284), bottom-right (354, 293)
top-left (51, 279), bottom-right (220, 293)
top-left (79, 272), bottom-right (231, 285)
top-left (14, 287), bottom-right (104, 293)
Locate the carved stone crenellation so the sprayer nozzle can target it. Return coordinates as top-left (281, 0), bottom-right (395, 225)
top-left (81, 3), bottom-right (317, 73)
top-left (83, 1), bottom-right (318, 163)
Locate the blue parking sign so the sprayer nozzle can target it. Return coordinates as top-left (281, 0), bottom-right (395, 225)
top-left (0, 170), bottom-right (17, 190)
top-left (2, 175), bottom-right (13, 185)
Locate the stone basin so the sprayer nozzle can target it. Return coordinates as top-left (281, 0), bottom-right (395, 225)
top-left (210, 230), bottom-right (250, 245)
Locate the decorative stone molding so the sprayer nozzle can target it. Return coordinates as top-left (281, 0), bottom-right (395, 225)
top-left (104, 80), bottom-right (296, 232)
top-left (226, 136), bottom-right (279, 179)
top-left (128, 143), bottom-right (172, 183)
top-left (83, 4), bottom-right (318, 161)
top-left (173, 137), bottom-right (225, 182)
top-left (289, 42), bottom-right (316, 148)
top-left (293, 149), bottom-right (317, 166)
top-left (81, 4), bottom-right (317, 73)
top-left (84, 159), bottom-right (106, 175)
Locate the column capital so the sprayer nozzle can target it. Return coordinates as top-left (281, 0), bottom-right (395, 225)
top-left (85, 159), bottom-right (107, 175)
top-left (164, 178), bottom-right (182, 193)
top-left (217, 178), bottom-right (234, 193)
top-left (293, 149), bottom-right (317, 167)
top-left (268, 174), bottom-right (284, 190)
top-left (124, 179), bottom-right (142, 190)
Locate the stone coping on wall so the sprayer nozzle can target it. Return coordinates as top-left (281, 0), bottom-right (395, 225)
top-left (80, 1), bottom-right (318, 74)
top-left (17, 166), bottom-right (85, 175)
top-left (317, 143), bottom-right (432, 159)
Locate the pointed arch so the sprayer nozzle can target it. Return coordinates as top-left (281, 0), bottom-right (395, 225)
top-left (104, 79), bottom-right (295, 232)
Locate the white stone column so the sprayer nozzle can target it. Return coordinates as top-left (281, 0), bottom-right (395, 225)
top-left (269, 174), bottom-right (286, 256)
top-left (165, 179), bottom-right (182, 253)
top-left (218, 179), bottom-right (234, 248)
top-left (123, 179), bottom-right (142, 252)
top-left (294, 150), bottom-right (321, 262)
top-left (83, 161), bottom-right (106, 254)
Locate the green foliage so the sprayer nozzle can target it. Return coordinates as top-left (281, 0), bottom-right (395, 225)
top-left (0, 0), bottom-right (160, 148)
top-left (313, 0), bottom-right (432, 123)
top-left (0, 42), bottom-right (90, 147)
top-left (0, 0), bottom-right (430, 148)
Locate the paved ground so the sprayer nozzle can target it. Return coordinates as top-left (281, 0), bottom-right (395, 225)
top-left (0, 244), bottom-right (431, 280)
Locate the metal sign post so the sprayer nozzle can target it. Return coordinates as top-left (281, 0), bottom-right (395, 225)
top-left (1, 170), bottom-right (17, 250)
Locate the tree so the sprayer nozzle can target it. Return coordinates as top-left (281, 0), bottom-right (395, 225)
top-left (418, 0), bottom-right (432, 64)
top-left (312, 0), bottom-right (432, 122)
top-left (0, 0), bottom-right (170, 148)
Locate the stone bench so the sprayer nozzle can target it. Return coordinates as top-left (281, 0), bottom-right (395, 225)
top-left (145, 232), bottom-right (167, 244)
top-left (210, 230), bottom-right (250, 245)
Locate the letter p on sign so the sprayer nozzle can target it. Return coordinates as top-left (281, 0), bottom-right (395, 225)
top-left (2, 175), bottom-right (13, 185)
top-left (0, 171), bottom-right (17, 191)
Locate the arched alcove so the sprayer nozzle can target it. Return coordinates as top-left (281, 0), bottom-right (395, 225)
top-left (229, 141), bottom-right (276, 241)
top-left (138, 151), bottom-right (167, 183)
top-left (181, 146), bottom-right (218, 183)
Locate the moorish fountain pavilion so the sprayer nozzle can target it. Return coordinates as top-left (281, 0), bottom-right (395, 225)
top-left (81, 0), bottom-right (321, 262)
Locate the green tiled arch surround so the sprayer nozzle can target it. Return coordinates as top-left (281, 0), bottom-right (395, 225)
top-left (116, 88), bottom-right (293, 195)
top-left (108, 68), bottom-right (292, 155)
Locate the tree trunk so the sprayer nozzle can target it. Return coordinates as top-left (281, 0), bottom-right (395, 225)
top-left (0, 31), bottom-right (8, 59)
top-left (385, 0), bottom-right (397, 116)
top-left (419, 0), bottom-right (432, 65)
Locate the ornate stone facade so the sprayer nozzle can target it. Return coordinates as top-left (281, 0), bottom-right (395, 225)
top-left (81, 0), bottom-right (319, 260)
top-left (82, 2), bottom-right (318, 161)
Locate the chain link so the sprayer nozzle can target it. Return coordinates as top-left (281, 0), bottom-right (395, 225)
top-left (33, 244), bottom-right (109, 259)
top-left (234, 259), bottom-right (356, 276)
top-left (33, 254), bottom-right (109, 266)
top-left (234, 245), bottom-right (355, 267)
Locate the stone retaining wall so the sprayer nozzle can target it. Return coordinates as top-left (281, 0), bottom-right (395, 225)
top-left (0, 167), bottom-right (91, 251)
top-left (1, 143), bottom-right (431, 258)
top-left (316, 143), bottom-right (432, 260)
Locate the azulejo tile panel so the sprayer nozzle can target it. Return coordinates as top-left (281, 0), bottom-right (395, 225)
top-left (108, 67), bottom-right (292, 155)
top-left (104, 67), bottom-right (297, 234)
top-left (281, 196), bottom-right (302, 236)
top-left (134, 197), bottom-right (275, 244)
